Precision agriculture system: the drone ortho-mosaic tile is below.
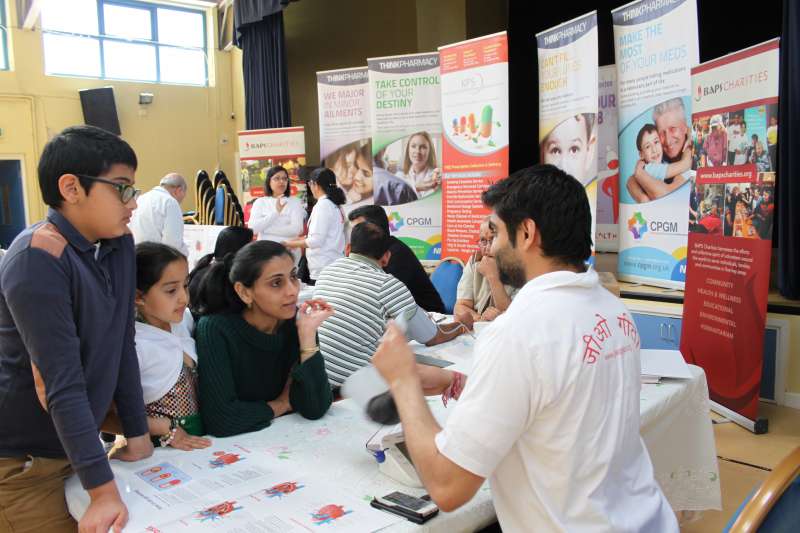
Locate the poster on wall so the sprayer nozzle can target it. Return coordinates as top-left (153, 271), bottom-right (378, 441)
top-left (317, 67), bottom-right (373, 212)
top-left (596, 65), bottom-right (620, 252)
top-left (368, 52), bottom-right (442, 261)
top-left (536, 12), bottom-right (599, 259)
top-left (680, 39), bottom-right (779, 428)
top-left (237, 127), bottom-right (307, 221)
top-left (439, 32), bottom-right (509, 263)
top-left (612, 0), bottom-right (699, 289)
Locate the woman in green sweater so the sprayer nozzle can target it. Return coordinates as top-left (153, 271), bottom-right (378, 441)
top-left (193, 240), bottom-right (334, 437)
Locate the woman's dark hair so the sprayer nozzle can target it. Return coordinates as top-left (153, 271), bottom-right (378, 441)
top-left (264, 165), bottom-right (290, 197)
top-left (136, 242), bottom-right (187, 294)
top-left (192, 240), bottom-right (293, 316)
top-left (309, 167), bottom-right (346, 205)
top-left (188, 226), bottom-right (254, 314)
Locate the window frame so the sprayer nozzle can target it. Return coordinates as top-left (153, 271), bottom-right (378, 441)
top-left (1, 0), bottom-right (9, 71)
top-left (42, 0), bottom-right (209, 86)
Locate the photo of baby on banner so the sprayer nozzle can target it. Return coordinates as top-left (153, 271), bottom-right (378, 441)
top-left (373, 131), bottom-right (442, 206)
top-left (539, 113), bottom-right (598, 187)
top-left (622, 97), bottom-right (693, 204)
top-left (326, 138), bottom-right (373, 205)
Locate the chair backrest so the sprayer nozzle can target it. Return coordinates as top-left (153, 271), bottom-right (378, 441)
top-left (726, 446), bottom-right (800, 533)
top-left (430, 257), bottom-right (464, 314)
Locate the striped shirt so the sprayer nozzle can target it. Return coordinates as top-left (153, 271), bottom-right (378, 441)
top-left (315, 254), bottom-right (417, 385)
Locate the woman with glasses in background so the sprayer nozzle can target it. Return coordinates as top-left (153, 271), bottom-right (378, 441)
top-left (453, 217), bottom-right (519, 325)
top-left (248, 166), bottom-right (306, 263)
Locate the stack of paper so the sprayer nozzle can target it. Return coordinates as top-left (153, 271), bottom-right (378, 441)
top-left (640, 349), bottom-right (693, 384)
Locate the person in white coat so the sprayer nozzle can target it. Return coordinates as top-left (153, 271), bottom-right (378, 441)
top-left (247, 166), bottom-right (306, 263)
top-left (129, 172), bottom-right (189, 255)
top-left (283, 168), bottom-right (347, 284)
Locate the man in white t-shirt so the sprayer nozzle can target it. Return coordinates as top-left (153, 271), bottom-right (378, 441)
top-left (372, 164), bottom-right (677, 532)
top-left (129, 173), bottom-right (189, 255)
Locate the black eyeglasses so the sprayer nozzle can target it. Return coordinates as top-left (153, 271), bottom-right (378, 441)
top-left (75, 174), bottom-right (141, 204)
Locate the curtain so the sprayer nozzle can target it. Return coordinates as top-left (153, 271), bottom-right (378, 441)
top-left (235, 0), bottom-right (292, 130)
top-left (777, 0), bottom-right (799, 298)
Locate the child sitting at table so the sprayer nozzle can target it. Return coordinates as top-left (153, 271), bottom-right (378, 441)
top-left (133, 242), bottom-right (211, 450)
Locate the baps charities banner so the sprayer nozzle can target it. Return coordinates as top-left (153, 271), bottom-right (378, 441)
top-left (368, 52), bottom-right (442, 260)
top-left (238, 127), bottom-right (307, 216)
top-left (680, 40), bottom-right (779, 424)
top-left (536, 12), bottom-right (599, 259)
top-left (439, 32), bottom-right (509, 262)
top-left (597, 66), bottom-right (621, 252)
top-left (316, 67), bottom-right (373, 212)
top-left (613, 0), bottom-right (699, 289)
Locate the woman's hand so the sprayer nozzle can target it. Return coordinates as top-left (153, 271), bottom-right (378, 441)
top-left (296, 299), bottom-right (334, 334)
top-left (267, 378), bottom-right (293, 418)
top-left (169, 427), bottom-right (212, 451)
top-left (296, 299), bottom-right (334, 350)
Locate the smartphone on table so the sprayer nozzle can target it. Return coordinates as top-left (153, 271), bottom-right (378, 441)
top-left (370, 491), bottom-right (439, 524)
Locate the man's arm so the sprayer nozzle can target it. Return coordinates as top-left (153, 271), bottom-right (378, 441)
top-left (374, 326), bottom-right (484, 511)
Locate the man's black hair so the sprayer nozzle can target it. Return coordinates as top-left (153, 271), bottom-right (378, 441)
top-left (37, 125), bottom-right (138, 208)
top-left (350, 222), bottom-right (390, 260)
top-left (481, 164), bottom-right (592, 269)
top-left (347, 205), bottom-right (390, 236)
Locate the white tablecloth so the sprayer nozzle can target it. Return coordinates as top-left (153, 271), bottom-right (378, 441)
top-left (66, 400), bottom-right (496, 532)
top-left (67, 348), bottom-right (720, 531)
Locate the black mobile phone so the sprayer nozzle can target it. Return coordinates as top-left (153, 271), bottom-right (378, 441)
top-left (370, 491), bottom-right (439, 524)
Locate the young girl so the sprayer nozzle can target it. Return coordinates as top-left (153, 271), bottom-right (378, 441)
top-left (283, 168), bottom-right (347, 284)
top-left (193, 240), bottom-right (334, 437)
top-left (135, 242), bottom-right (211, 450)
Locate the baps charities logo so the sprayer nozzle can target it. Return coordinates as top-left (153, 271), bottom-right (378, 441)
top-left (694, 84), bottom-right (703, 103)
top-left (388, 212), bottom-right (404, 232)
top-left (628, 212), bottom-right (647, 240)
top-left (243, 141), bottom-right (268, 152)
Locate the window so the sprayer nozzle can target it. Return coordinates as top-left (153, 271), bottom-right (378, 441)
top-left (41, 0), bottom-right (207, 85)
top-left (1, 0), bottom-right (8, 71)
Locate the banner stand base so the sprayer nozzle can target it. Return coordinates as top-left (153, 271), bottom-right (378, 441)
top-left (710, 401), bottom-right (769, 434)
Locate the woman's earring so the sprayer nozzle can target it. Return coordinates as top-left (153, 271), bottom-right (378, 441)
top-left (247, 301), bottom-right (253, 309)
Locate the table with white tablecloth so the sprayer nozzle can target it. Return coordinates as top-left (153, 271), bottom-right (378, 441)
top-left (67, 344), bottom-right (720, 532)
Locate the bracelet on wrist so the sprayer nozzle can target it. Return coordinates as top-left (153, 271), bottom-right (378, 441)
top-left (300, 345), bottom-right (319, 357)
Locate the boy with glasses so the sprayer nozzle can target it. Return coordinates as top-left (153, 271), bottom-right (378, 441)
top-left (0, 125), bottom-right (153, 532)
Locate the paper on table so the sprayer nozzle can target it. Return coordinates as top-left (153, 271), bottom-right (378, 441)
top-left (640, 349), bottom-right (693, 379)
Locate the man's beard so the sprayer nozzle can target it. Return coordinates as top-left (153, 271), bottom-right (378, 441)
top-left (495, 247), bottom-right (527, 289)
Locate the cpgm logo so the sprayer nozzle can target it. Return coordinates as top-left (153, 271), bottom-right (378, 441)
top-left (628, 212), bottom-right (647, 240)
top-left (388, 212), bottom-right (404, 232)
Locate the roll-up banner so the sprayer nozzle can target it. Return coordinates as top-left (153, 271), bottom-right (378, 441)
top-left (597, 65), bottom-right (620, 252)
top-left (680, 39), bottom-right (780, 430)
top-left (368, 52), bottom-right (442, 261)
top-left (439, 32), bottom-right (509, 262)
top-left (536, 12), bottom-right (599, 260)
top-left (612, 0), bottom-right (699, 288)
top-left (316, 67), bottom-right (373, 213)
